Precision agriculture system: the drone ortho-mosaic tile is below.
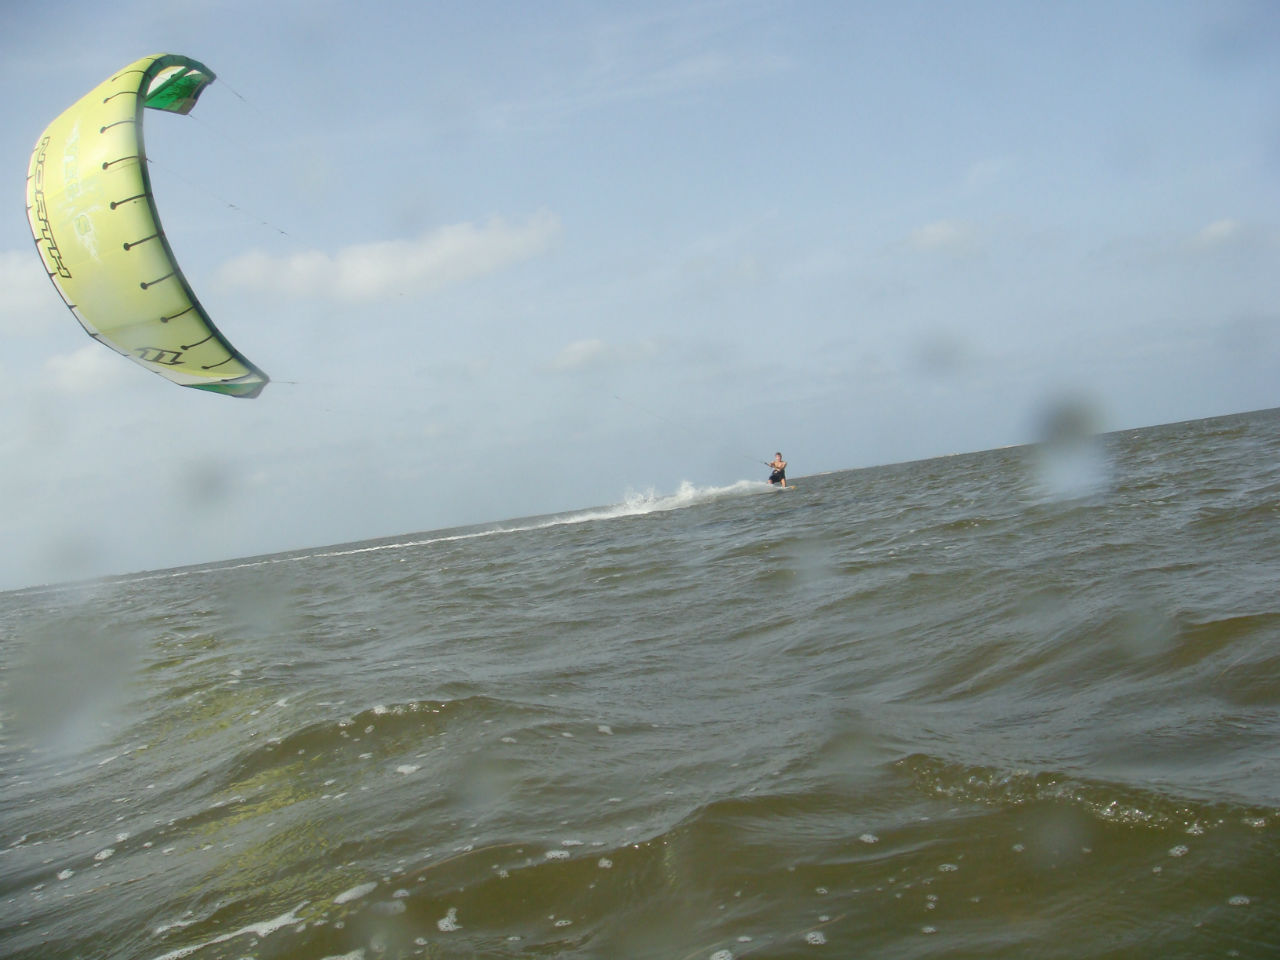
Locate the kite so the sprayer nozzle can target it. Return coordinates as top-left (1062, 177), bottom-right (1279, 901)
top-left (25, 54), bottom-right (268, 398)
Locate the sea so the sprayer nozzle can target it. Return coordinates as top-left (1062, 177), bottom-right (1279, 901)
top-left (2, 407), bottom-right (1278, 960)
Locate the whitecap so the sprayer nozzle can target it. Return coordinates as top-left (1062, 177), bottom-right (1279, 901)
top-left (144, 903), bottom-right (308, 960)
top-left (333, 882), bottom-right (377, 904)
top-left (153, 916), bottom-right (195, 935)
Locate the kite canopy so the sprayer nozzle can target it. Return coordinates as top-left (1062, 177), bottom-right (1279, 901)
top-left (25, 54), bottom-right (268, 398)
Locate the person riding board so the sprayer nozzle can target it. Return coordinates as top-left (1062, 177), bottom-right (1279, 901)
top-left (768, 452), bottom-right (787, 487)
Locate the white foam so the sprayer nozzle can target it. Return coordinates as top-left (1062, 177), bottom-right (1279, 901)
top-left (106, 478), bottom-right (770, 588)
top-left (145, 903), bottom-right (308, 960)
top-left (437, 906), bottom-right (461, 931)
top-left (153, 916), bottom-right (196, 936)
top-left (333, 882), bottom-right (377, 904)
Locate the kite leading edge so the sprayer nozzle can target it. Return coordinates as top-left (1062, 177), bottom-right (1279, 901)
top-left (25, 53), bottom-right (269, 398)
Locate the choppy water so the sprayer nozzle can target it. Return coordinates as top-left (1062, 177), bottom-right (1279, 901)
top-left (2, 408), bottom-right (1279, 959)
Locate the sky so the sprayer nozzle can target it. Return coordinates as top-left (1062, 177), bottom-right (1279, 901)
top-left (1, 0), bottom-right (1277, 590)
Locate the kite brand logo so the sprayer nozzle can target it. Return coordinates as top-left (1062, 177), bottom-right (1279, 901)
top-left (31, 137), bottom-right (72, 279)
top-left (135, 347), bottom-right (185, 366)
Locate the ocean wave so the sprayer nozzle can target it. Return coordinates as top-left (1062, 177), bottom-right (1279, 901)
top-left (895, 753), bottom-right (1276, 832)
top-left (191, 481), bottom-right (771, 574)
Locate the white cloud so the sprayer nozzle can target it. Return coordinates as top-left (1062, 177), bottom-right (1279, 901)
top-left (548, 337), bottom-right (660, 373)
top-left (474, 6), bottom-right (791, 134)
top-left (965, 156), bottom-right (1016, 191)
top-left (44, 343), bottom-right (134, 394)
top-left (0, 249), bottom-right (65, 335)
top-left (218, 212), bottom-right (561, 301)
top-left (909, 220), bottom-right (977, 255)
top-left (1194, 218), bottom-right (1246, 247)
top-left (552, 338), bottom-right (609, 371)
top-left (1182, 219), bottom-right (1273, 264)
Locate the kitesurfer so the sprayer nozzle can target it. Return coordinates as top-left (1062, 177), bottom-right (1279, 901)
top-left (768, 452), bottom-right (787, 487)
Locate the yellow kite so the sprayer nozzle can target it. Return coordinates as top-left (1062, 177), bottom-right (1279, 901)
top-left (25, 54), bottom-right (268, 398)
